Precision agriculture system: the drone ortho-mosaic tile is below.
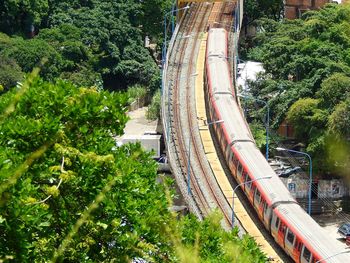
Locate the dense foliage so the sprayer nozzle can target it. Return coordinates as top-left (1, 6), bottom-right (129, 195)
top-left (0, 73), bottom-right (266, 261)
top-left (173, 213), bottom-right (267, 263)
top-left (0, 0), bottom-right (173, 91)
top-left (244, 0), bottom-right (283, 24)
top-left (247, 3), bottom-right (350, 176)
top-left (0, 73), bottom-right (172, 262)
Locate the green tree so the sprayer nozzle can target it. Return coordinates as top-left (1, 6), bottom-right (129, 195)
top-left (244, 0), bottom-right (283, 23)
top-left (175, 212), bottom-right (267, 262)
top-left (0, 55), bottom-right (24, 91)
top-left (316, 73), bottom-right (350, 110)
top-left (47, 0), bottom-right (160, 91)
top-left (0, 0), bottom-right (49, 34)
top-left (0, 74), bottom-right (172, 261)
top-left (0, 36), bottom-right (65, 80)
top-left (247, 4), bottom-right (350, 175)
top-left (328, 97), bottom-right (350, 139)
top-left (286, 98), bottom-right (327, 140)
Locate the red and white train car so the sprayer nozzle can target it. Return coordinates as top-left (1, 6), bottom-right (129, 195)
top-left (204, 28), bottom-right (350, 263)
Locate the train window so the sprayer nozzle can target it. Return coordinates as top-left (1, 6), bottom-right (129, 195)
top-left (225, 145), bottom-right (231, 159)
top-left (275, 218), bottom-right (280, 228)
top-left (302, 247), bottom-right (311, 262)
top-left (230, 156), bottom-right (236, 171)
top-left (242, 171), bottom-right (247, 180)
top-left (237, 163), bottom-right (243, 177)
top-left (255, 190), bottom-right (261, 203)
top-left (234, 158), bottom-right (239, 169)
top-left (246, 181), bottom-right (252, 190)
top-left (286, 229), bottom-right (295, 244)
top-left (245, 175), bottom-right (252, 189)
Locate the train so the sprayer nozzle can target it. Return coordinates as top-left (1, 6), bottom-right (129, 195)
top-left (204, 28), bottom-right (350, 263)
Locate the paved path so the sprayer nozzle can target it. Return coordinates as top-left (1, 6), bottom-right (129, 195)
top-left (123, 107), bottom-right (158, 137)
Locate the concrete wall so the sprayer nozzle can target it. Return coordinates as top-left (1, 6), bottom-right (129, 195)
top-left (280, 176), bottom-right (350, 199)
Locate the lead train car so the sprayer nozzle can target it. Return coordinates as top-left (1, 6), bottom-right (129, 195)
top-left (205, 28), bottom-right (350, 263)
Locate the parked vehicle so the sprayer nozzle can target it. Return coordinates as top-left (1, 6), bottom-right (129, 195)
top-left (338, 223), bottom-right (350, 238)
top-left (277, 166), bottom-right (303, 178)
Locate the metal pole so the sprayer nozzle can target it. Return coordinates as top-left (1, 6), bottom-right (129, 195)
top-left (171, 1), bottom-right (175, 33)
top-left (308, 153), bottom-right (312, 215)
top-left (187, 135), bottom-right (191, 195)
top-left (163, 5), bottom-right (190, 68)
top-left (163, 16), bottom-right (167, 66)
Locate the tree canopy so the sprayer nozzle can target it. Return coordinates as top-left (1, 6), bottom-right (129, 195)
top-left (0, 0), bottom-right (174, 92)
top-left (247, 3), bottom-right (350, 176)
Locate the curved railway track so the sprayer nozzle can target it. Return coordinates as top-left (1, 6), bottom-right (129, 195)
top-left (184, 2), bottom-right (236, 226)
top-left (165, 2), bottom-right (236, 226)
top-left (170, 2), bottom-right (212, 216)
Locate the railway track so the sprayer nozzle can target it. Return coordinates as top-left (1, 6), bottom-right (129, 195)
top-left (170, 2), bottom-right (212, 216)
top-left (184, 2), bottom-right (236, 226)
top-left (165, 2), bottom-right (236, 226)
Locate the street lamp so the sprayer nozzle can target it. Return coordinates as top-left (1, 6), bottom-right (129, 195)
top-left (187, 119), bottom-right (224, 195)
top-left (276, 147), bottom-right (313, 215)
top-left (231, 176), bottom-right (272, 228)
top-left (237, 94), bottom-right (269, 160)
top-left (315, 251), bottom-right (350, 263)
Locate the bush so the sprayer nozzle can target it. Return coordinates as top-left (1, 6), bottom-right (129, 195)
top-left (126, 84), bottom-right (147, 104)
top-left (0, 55), bottom-right (23, 91)
top-left (146, 90), bottom-right (161, 120)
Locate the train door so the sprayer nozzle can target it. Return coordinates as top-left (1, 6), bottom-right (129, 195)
top-left (253, 188), bottom-right (262, 211)
top-left (247, 183), bottom-right (255, 204)
top-left (236, 163), bottom-right (243, 183)
top-left (229, 154), bottom-right (238, 176)
top-left (293, 238), bottom-right (303, 263)
top-left (244, 175), bottom-right (253, 200)
top-left (270, 212), bottom-right (279, 241)
top-left (262, 201), bottom-right (272, 230)
top-left (275, 219), bottom-right (287, 248)
top-left (218, 123), bottom-right (226, 151)
top-left (300, 245), bottom-right (313, 263)
top-left (225, 144), bottom-right (232, 162)
top-left (284, 228), bottom-right (296, 258)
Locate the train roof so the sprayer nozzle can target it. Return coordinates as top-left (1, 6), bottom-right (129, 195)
top-left (212, 94), bottom-right (253, 143)
top-left (234, 141), bottom-right (296, 205)
top-left (275, 203), bottom-right (350, 262)
top-left (206, 57), bottom-right (233, 95)
top-left (207, 28), bottom-right (227, 58)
